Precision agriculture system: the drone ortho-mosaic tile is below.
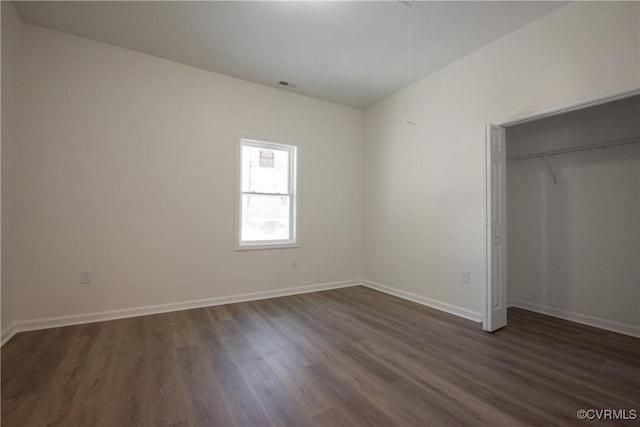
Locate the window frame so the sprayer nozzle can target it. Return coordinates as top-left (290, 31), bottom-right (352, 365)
top-left (236, 136), bottom-right (298, 250)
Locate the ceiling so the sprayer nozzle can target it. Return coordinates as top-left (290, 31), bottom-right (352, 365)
top-left (13, 1), bottom-right (568, 109)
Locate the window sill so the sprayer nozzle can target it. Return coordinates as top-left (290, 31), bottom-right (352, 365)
top-left (235, 242), bottom-right (299, 251)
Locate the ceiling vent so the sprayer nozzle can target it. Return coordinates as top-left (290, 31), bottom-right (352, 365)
top-left (278, 81), bottom-right (298, 89)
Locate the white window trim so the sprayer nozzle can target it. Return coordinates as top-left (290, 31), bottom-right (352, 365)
top-left (235, 136), bottom-right (298, 251)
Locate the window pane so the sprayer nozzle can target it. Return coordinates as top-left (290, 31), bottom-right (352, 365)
top-left (241, 145), bottom-right (289, 194)
top-left (241, 194), bottom-right (291, 242)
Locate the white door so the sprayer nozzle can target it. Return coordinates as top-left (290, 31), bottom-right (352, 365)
top-left (484, 124), bottom-right (507, 331)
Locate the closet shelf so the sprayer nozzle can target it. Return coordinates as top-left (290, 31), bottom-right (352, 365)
top-left (507, 136), bottom-right (640, 161)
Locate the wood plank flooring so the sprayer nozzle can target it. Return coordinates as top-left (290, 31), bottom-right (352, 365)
top-left (2, 286), bottom-right (639, 426)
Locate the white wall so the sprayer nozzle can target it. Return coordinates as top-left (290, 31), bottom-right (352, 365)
top-left (4, 1), bottom-right (640, 336)
top-left (1, 2), bottom-right (25, 333)
top-left (6, 23), bottom-right (363, 326)
top-left (507, 97), bottom-right (640, 330)
top-left (363, 2), bottom-right (640, 320)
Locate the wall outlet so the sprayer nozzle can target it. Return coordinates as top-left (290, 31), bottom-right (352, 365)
top-left (291, 259), bottom-right (298, 269)
top-left (462, 271), bottom-right (471, 284)
top-left (80, 270), bottom-right (93, 284)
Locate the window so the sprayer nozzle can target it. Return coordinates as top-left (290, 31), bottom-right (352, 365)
top-left (237, 137), bottom-right (297, 249)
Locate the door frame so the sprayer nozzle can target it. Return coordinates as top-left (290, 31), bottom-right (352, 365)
top-left (482, 87), bottom-right (640, 332)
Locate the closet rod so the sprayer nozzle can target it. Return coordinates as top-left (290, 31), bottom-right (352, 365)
top-left (507, 136), bottom-right (640, 161)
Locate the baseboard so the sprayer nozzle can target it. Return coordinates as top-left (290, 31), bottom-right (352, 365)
top-left (1, 279), bottom-right (361, 346)
top-left (509, 299), bottom-right (640, 338)
top-left (1, 323), bottom-right (18, 347)
top-left (362, 280), bottom-right (482, 323)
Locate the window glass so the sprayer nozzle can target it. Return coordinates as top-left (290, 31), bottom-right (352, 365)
top-left (237, 138), bottom-right (297, 249)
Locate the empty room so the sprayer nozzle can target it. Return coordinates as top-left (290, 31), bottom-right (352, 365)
top-left (1, 1), bottom-right (639, 426)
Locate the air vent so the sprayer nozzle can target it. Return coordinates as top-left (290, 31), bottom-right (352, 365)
top-left (278, 81), bottom-right (298, 89)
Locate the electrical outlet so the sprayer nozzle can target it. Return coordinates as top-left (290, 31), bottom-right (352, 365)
top-left (462, 271), bottom-right (471, 284)
top-left (291, 259), bottom-right (298, 269)
top-left (80, 270), bottom-right (93, 284)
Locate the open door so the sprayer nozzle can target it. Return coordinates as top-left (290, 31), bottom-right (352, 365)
top-left (484, 124), bottom-right (507, 331)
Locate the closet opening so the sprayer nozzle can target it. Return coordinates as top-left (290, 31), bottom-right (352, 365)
top-left (484, 92), bottom-right (640, 336)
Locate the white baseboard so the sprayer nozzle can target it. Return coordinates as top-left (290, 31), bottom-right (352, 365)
top-left (362, 280), bottom-right (482, 323)
top-left (1, 323), bottom-right (18, 347)
top-left (509, 299), bottom-right (640, 338)
top-left (0, 279), bottom-right (361, 346)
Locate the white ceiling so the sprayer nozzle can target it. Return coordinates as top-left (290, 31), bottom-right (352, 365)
top-left (13, 1), bottom-right (568, 109)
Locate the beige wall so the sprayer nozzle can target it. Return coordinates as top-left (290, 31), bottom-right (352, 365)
top-left (7, 22), bottom-right (363, 324)
top-left (2, 2), bottom-right (25, 332)
top-left (363, 2), bottom-right (640, 319)
top-left (507, 97), bottom-right (640, 330)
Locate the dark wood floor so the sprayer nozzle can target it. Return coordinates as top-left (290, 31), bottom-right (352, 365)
top-left (2, 286), bottom-right (639, 426)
